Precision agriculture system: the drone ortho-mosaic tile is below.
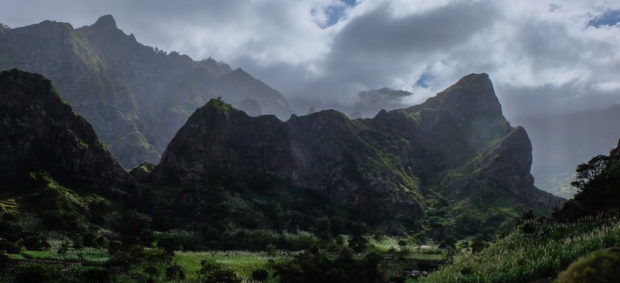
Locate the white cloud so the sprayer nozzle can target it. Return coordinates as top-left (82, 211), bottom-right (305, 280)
top-left (1, 0), bottom-right (619, 116)
top-left (592, 81), bottom-right (620, 93)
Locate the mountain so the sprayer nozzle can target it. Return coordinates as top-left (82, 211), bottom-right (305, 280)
top-left (0, 69), bottom-right (135, 196)
top-left (0, 15), bottom-right (292, 168)
top-left (513, 105), bottom-right (620, 198)
top-left (0, 69), bottom-right (136, 238)
top-left (151, 73), bottom-right (563, 238)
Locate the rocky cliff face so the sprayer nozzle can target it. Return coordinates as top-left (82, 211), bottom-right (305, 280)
top-left (0, 69), bottom-right (135, 198)
top-left (0, 15), bottom-right (292, 168)
top-left (156, 73), bottom-right (564, 234)
top-left (372, 74), bottom-right (562, 213)
top-left (157, 99), bottom-right (423, 220)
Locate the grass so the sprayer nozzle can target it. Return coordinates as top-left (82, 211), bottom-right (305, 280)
top-left (173, 250), bottom-right (293, 281)
top-left (369, 236), bottom-right (445, 259)
top-left (9, 240), bottom-right (109, 264)
top-left (20, 247), bottom-right (109, 264)
top-left (416, 216), bottom-right (620, 283)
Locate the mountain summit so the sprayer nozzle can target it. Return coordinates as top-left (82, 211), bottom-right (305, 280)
top-left (92, 14), bottom-right (117, 29)
top-left (152, 73), bottom-right (563, 237)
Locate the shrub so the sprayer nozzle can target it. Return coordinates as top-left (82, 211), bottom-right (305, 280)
top-left (0, 239), bottom-right (22, 253)
top-left (197, 259), bottom-right (241, 283)
top-left (166, 264), bottom-right (185, 280)
top-left (21, 235), bottom-right (50, 251)
top-left (157, 236), bottom-right (180, 255)
top-left (555, 247), bottom-right (620, 283)
top-left (57, 242), bottom-right (68, 254)
top-left (251, 269), bottom-right (269, 281)
top-left (15, 264), bottom-right (60, 283)
top-left (82, 232), bottom-right (98, 247)
top-left (0, 252), bottom-right (8, 269)
top-left (79, 267), bottom-right (111, 282)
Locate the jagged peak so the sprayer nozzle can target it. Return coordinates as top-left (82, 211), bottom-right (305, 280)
top-left (92, 14), bottom-right (117, 29)
top-left (196, 98), bottom-right (244, 117)
top-left (406, 72), bottom-right (502, 117)
top-left (441, 73), bottom-right (494, 99)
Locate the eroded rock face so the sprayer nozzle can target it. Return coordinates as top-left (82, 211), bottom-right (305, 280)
top-left (156, 73), bottom-right (564, 228)
top-left (0, 69), bottom-right (135, 199)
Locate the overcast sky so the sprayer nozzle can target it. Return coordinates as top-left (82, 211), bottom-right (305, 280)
top-left (1, 0), bottom-right (620, 118)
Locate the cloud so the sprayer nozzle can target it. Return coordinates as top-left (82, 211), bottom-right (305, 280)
top-left (1, 0), bottom-right (619, 116)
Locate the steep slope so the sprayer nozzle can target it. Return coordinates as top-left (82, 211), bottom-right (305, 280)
top-left (378, 74), bottom-right (561, 210)
top-left (153, 73), bottom-right (563, 238)
top-left (0, 18), bottom-right (158, 167)
top-left (155, 98), bottom-right (423, 227)
top-left (0, 15), bottom-right (293, 168)
top-left (0, 69), bottom-right (135, 197)
top-left (0, 69), bottom-right (138, 239)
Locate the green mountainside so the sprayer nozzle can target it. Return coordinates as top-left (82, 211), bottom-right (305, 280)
top-left (0, 69), bottom-right (135, 198)
top-left (0, 69), bottom-right (605, 283)
top-left (149, 73), bottom-right (563, 241)
top-left (419, 139), bottom-right (620, 283)
top-left (0, 69), bottom-right (136, 250)
top-left (0, 15), bottom-right (292, 168)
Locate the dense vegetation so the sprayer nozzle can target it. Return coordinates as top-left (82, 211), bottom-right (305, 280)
top-left (2, 67), bottom-right (617, 283)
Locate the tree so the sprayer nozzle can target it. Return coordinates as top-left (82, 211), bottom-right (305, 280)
top-left (571, 155), bottom-right (609, 191)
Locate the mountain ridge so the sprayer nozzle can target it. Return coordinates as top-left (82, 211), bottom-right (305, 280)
top-left (0, 15), bottom-right (293, 168)
top-left (151, 72), bottom-right (563, 237)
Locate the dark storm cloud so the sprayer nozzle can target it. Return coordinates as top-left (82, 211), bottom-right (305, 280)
top-left (332, 1), bottom-right (495, 54)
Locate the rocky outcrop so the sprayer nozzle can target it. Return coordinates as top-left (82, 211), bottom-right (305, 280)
top-left (0, 69), bottom-right (135, 198)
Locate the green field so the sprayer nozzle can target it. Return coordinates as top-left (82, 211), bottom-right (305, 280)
top-left (173, 250), bottom-right (293, 281)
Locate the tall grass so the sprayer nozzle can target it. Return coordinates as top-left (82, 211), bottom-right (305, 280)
top-left (418, 216), bottom-right (620, 283)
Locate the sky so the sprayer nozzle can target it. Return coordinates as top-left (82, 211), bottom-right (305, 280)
top-left (1, 0), bottom-right (620, 118)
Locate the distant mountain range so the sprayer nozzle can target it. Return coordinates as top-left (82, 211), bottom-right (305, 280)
top-left (0, 15), bottom-right (292, 168)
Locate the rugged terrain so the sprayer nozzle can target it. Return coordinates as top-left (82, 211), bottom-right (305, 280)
top-left (0, 15), bottom-right (291, 168)
top-left (151, 73), bottom-right (563, 238)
